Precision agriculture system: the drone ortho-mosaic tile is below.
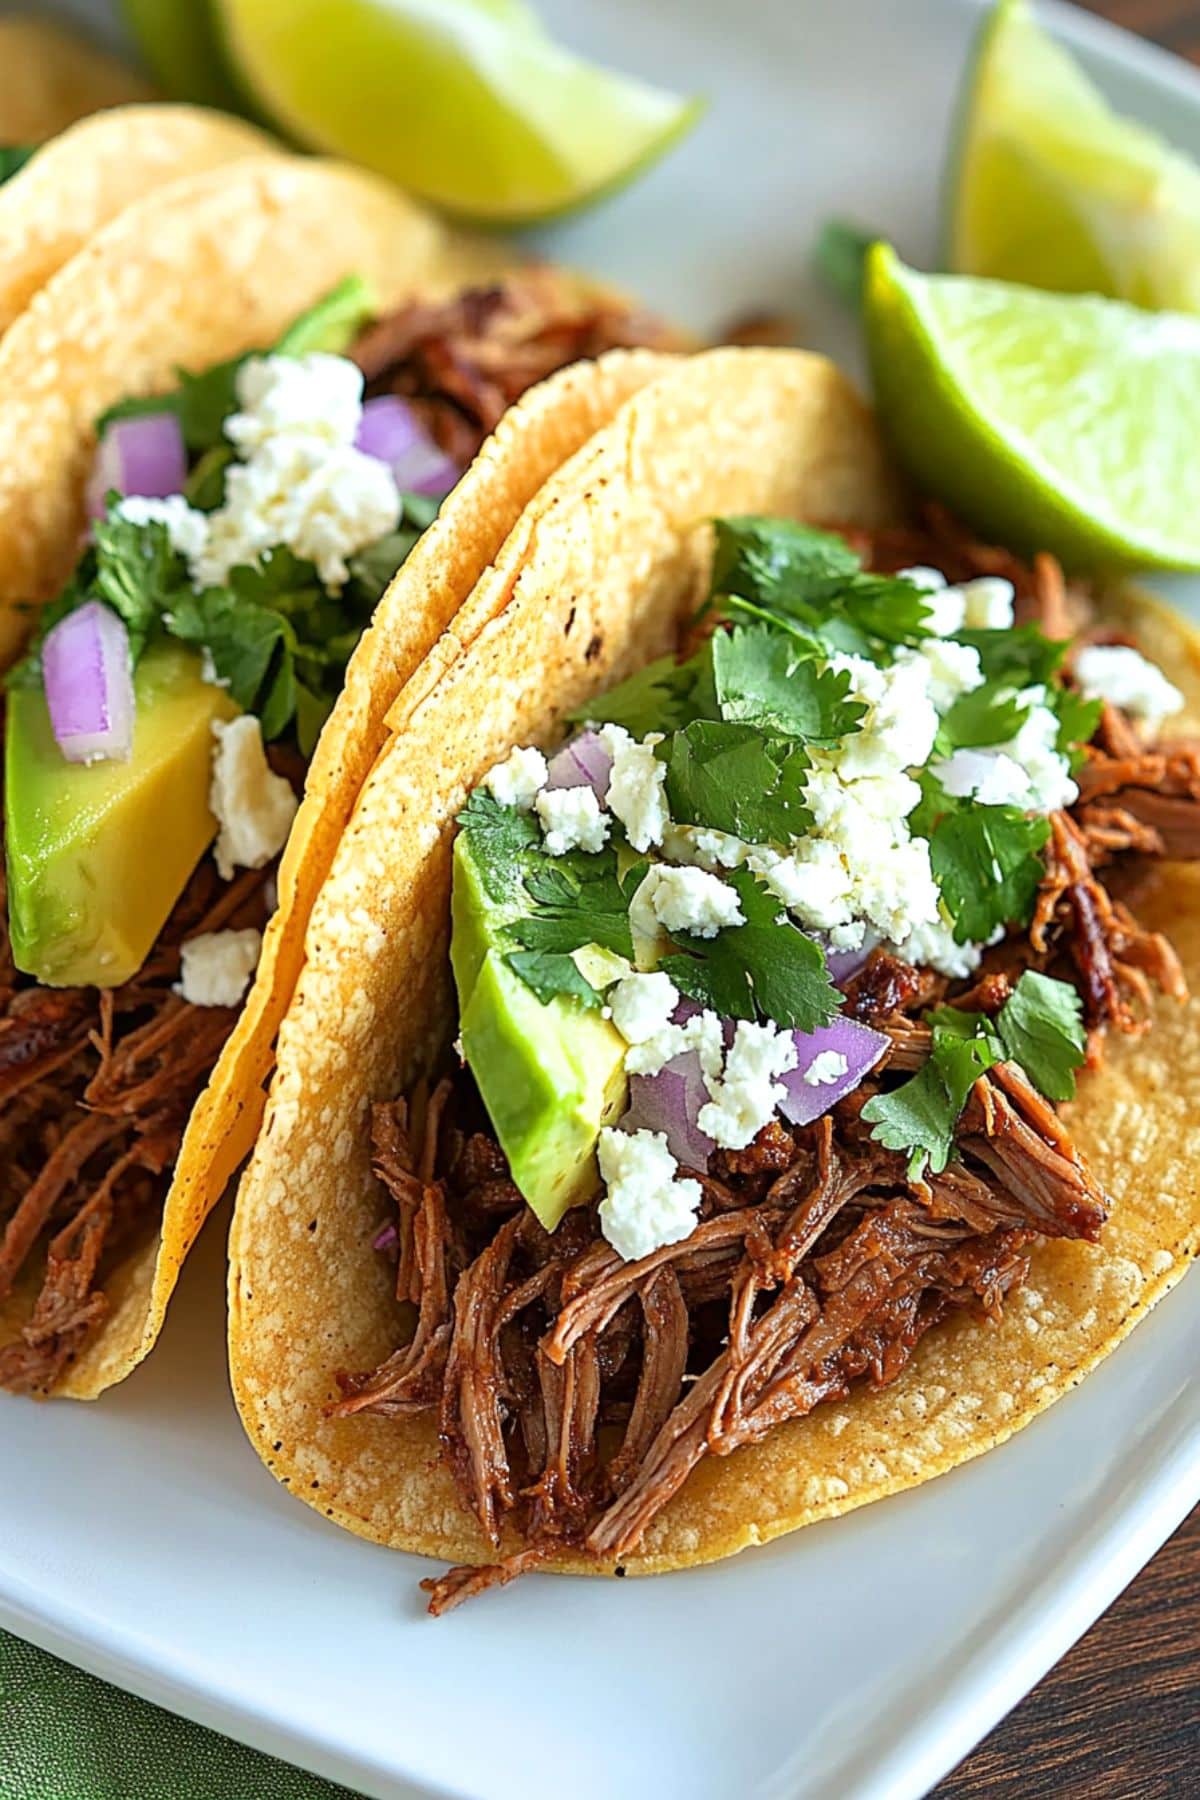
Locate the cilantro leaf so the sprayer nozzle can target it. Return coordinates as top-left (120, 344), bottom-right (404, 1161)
top-left (863, 1027), bottom-right (998, 1178)
top-left (936, 679), bottom-right (1032, 754)
top-left (660, 719), bottom-right (813, 844)
top-left (570, 646), bottom-right (714, 739)
top-left (456, 792), bottom-right (542, 905)
top-left (184, 444), bottom-right (236, 512)
top-left (661, 867), bottom-right (840, 1031)
top-left (814, 218), bottom-right (876, 311)
top-left (1051, 686), bottom-right (1103, 762)
top-left (509, 849), bottom-right (639, 960)
top-left (928, 804), bottom-right (1050, 943)
top-left (995, 970), bottom-right (1087, 1101)
top-left (504, 949), bottom-right (603, 1009)
top-left (960, 625), bottom-right (1065, 690)
top-left (90, 512), bottom-right (189, 657)
top-left (710, 516), bottom-right (861, 610)
top-left (0, 146), bottom-right (35, 184)
top-left (835, 573), bottom-right (934, 648)
top-left (712, 624), bottom-right (865, 744)
top-left (99, 354), bottom-right (247, 454)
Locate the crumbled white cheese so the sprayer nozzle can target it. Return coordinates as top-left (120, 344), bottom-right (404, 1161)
top-left (933, 691), bottom-right (1077, 816)
top-left (224, 353), bottom-right (363, 452)
top-left (608, 971), bottom-right (679, 1046)
top-left (914, 638), bottom-right (985, 713)
top-left (174, 927), bottom-right (262, 1008)
top-left (209, 715), bottom-right (298, 880)
top-left (888, 914), bottom-right (995, 980)
top-left (780, 767), bottom-right (940, 947)
top-left (195, 434), bottom-right (401, 589)
top-left (623, 1005), bottom-right (726, 1080)
top-left (697, 1019), bottom-right (798, 1151)
top-left (482, 744), bottom-right (547, 811)
top-left (633, 863), bottom-right (744, 939)
top-left (898, 566), bottom-right (968, 638)
top-left (897, 565), bottom-right (947, 593)
top-left (750, 839), bottom-right (854, 924)
top-left (597, 1128), bottom-right (702, 1262)
top-left (115, 493), bottom-right (208, 563)
top-left (599, 724), bottom-right (670, 852)
top-left (958, 576), bottom-right (1015, 631)
top-left (659, 823), bottom-right (750, 870)
top-left (535, 784), bottom-right (609, 855)
top-left (1074, 643), bottom-right (1184, 728)
top-left (833, 650), bottom-right (939, 781)
top-left (803, 1049), bottom-right (849, 1087)
top-left (936, 747), bottom-right (1034, 809)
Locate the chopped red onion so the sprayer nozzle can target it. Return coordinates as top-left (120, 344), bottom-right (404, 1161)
top-left (85, 413), bottom-right (187, 519)
top-left (546, 729), bottom-right (613, 800)
top-left (777, 1017), bottom-right (889, 1127)
top-left (620, 1051), bottom-right (716, 1172)
top-left (42, 601), bottom-right (134, 764)
top-left (372, 1220), bottom-right (399, 1255)
top-left (354, 395), bottom-right (459, 497)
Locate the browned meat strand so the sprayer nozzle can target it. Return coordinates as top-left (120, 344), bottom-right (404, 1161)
top-left (351, 268), bottom-right (681, 469)
top-left (0, 863), bottom-right (271, 1394)
top-left (339, 526), bottom-right (1200, 1612)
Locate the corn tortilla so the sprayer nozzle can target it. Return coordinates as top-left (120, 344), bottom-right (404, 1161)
top-left (0, 152), bottom-right (512, 1395)
top-left (0, 105), bottom-right (275, 339)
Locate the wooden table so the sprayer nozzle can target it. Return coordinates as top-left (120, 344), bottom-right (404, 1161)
top-left (936, 4), bottom-right (1200, 1792)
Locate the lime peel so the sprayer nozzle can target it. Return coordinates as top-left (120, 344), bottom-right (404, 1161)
top-left (865, 242), bottom-right (1200, 573)
top-left (214, 0), bottom-right (701, 224)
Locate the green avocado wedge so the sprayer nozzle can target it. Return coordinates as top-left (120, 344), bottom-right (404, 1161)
top-left (864, 242), bottom-right (1200, 572)
top-left (6, 643), bottom-right (238, 988)
top-left (451, 831), bottom-right (627, 1229)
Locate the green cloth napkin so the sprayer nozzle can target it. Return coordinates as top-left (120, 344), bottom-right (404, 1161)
top-left (0, 1630), bottom-right (363, 1800)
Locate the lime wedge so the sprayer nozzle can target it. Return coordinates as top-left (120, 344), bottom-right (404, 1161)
top-left (947, 0), bottom-right (1200, 311)
top-left (864, 242), bottom-right (1200, 571)
top-left (212, 0), bottom-right (701, 224)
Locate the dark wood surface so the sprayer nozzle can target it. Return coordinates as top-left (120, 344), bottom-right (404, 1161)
top-left (935, 8), bottom-right (1200, 1792)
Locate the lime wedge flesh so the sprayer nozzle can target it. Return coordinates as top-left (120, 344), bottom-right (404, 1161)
top-left (948, 0), bottom-right (1200, 311)
top-left (864, 242), bottom-right (1200, 572)
top-left (213, 0), bottom-right (701, 224)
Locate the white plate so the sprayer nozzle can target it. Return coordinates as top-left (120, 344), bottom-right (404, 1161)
top-left (5, 3), bottom-right (1200, 1797)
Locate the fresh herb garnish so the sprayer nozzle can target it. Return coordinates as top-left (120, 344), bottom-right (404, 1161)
top-left (993, 970), bottom-right (1088, 1101)
top-left (862, 1026), bottom-right (998, 1179)
top-left (864, 971), bottom-right (1088, 1176)
top-left (570, 647), bottom-right (714, 739)
top-left (708, 516), bottom-right (933, 654)
top-left (659, 720), bottom-right (814, 844)
top-left (919, 797), bottom-right (1050, 944)
top-left (935, 678), bottom-right (1033, 755)
top-left (456, 792), bottom-right (543, 904)
top-left (661, 867), bottom-right (841, 1031)
top-left (814, 218), bottom-right (876, 311)
top-left (0, 145), bottom-right (36, 184)
top-left (711, 623), bottom-right (865, 744)
top-left (505, 949), bottom-right (605, 1009)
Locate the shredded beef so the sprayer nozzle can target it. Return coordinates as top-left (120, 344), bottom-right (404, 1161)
top-left (350, 268), bottom-right (681, 470)
top-left (0, 862), bottom-right (271, 1394)
top-left (342, 520), bottom-right (1200, 1612)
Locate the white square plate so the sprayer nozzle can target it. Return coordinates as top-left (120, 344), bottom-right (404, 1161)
top-left (5, 3), bottom-right (1200, 1797)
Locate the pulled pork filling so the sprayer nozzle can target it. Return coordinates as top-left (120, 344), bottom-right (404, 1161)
top-left (0, 860), bottom-right (271, 1394)
top-left (0, 275), bottom-right (674, 1397)
top-left (337, 508), bottom-right (1200, 1612)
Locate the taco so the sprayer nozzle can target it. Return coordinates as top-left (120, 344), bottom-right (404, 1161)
top-left (0, 17), bottom-right (153, 147)
top-left (227, 345), bottom-right (1200, 1610)
top-left (0, 152), bottom-right (678, 1398)
top-left (0, 105), bottom-right (275, 339)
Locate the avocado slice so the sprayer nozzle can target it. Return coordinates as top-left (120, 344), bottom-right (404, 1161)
top-left (451, 831), bottom-right (627, 1230)
top-left (6, 643), bottom-right (238, 988)
top-left (274, 274), bottom-right (378, 357)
